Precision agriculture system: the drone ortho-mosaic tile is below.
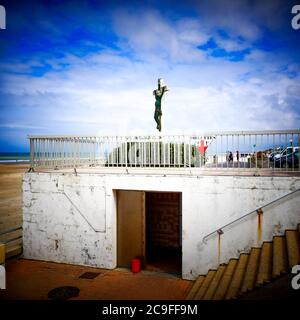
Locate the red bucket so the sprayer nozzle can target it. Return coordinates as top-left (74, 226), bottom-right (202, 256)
top-left (131, 258), bottom-right (141, 273)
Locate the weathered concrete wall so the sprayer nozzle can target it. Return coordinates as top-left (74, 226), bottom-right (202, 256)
top-left (23, 173), bottom-right (115, 269)
top-left (23, 171), bottom-right (300, 280)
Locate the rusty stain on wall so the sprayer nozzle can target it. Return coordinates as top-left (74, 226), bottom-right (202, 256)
top-left (257, 208), bottom-right (263, 245)
top-left (217, 229), bottom-right (223, 265)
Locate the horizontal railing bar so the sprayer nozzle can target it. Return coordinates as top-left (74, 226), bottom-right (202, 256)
top-left (0, 226), bottom-right (22, 237)
top-left (202, 188), bottom-right (300, 243)
top-left (27, 129), bottom-right (300, 139)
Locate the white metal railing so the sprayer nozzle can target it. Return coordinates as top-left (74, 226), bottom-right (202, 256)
top-left (28, 130), bottom-right (300, 171)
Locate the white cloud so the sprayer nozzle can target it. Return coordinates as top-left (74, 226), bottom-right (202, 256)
top-left (0, 124), bottom-right (44, 129)
top-left (214, 36), bottom-right (250, 52)
top-left (1, 44), bottom-right (299, 138)
top-left (113, 9), bottom-right (209, 63)
top-left (1, 5), bottom-right (299, 144)
top-left (194, 0), bottom-right (280, 42)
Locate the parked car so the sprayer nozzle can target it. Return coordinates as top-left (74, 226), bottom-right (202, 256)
top-left (284, 149), bottom-right (299, 168)
top-left (274, 147), bottom-right (299, 168)
top-left (268, 147), bottom-right (283, 162)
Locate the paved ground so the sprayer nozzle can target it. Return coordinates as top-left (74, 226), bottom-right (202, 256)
top-left (0, 259), bottom-right (192, 300)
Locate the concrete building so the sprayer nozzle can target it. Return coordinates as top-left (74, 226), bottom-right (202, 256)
top-left (23, 131), bottom-right (300, 280)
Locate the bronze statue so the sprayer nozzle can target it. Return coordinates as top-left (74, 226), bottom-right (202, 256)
top-left (153, 78), bottom-right (168, 132)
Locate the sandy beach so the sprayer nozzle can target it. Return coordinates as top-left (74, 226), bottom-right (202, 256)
top-left (0, 163), bottom-right (29, 232)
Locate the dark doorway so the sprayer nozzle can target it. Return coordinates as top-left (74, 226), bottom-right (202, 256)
top-left (145, 192), bottom-right (182, 275)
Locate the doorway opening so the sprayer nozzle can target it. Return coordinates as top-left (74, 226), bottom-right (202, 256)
top-left (116, 190), bottom-right (182, 276)
top-left (145, 192), bottom-right (182, 275)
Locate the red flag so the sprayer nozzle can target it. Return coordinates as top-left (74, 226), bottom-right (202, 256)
top-left (198, 140), bottom-right (208, 155)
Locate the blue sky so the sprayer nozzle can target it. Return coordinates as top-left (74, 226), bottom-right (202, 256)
top-left (0, 0), bottom-right (300, 151)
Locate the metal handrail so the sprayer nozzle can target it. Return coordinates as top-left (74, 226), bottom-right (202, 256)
top-left (27, 129), bottom-right (300, 139)
top-left (202, 188), bottom-right (300, 243)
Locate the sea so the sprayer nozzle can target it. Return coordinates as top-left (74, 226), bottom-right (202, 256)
top-left (0, 152), bottom-right (30, 163)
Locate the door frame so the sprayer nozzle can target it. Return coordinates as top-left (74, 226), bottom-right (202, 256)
top-left (116, 190), bottom-right (145, 268)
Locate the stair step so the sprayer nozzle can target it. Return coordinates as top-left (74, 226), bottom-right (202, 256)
top-left (225, 253), bottom-right (249, 299)
top-left (203, 265), bottom-right (226, 300)
top-left (186, 275), bottom-right (205, 300)
top-left (272, 236), bottom-right (288, 277)
top-left (285, 230), bottom-right (300, 268)
top-left (194, 270), bottom-right (216, 300)
top-left (256, 242), bottom-right (273, 286)
top-left (5, 244), bottom-right (22, 259)
top-left (213, 259), bottom-right (238, 300)
top-left (241, 247), bottom-right (261, 293)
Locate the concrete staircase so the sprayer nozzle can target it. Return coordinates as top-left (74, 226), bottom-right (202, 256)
top-left (187, 224), bottom-right (300, 300)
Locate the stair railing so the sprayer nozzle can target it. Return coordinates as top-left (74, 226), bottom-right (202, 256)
top-left (202, 188), bottom-right (300, 243)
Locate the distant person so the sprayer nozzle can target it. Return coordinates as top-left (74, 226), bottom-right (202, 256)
top-left (236, 150), bottom-right (240, 162)
top-left (228, 151), bottom-right (233, 163)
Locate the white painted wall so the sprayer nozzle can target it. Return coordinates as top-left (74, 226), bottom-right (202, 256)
top-left (23, 171), bottom-right (300, 280)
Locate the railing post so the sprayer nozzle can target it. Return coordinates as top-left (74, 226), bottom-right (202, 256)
top-left (30, 138), bottom-right (34, 169)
